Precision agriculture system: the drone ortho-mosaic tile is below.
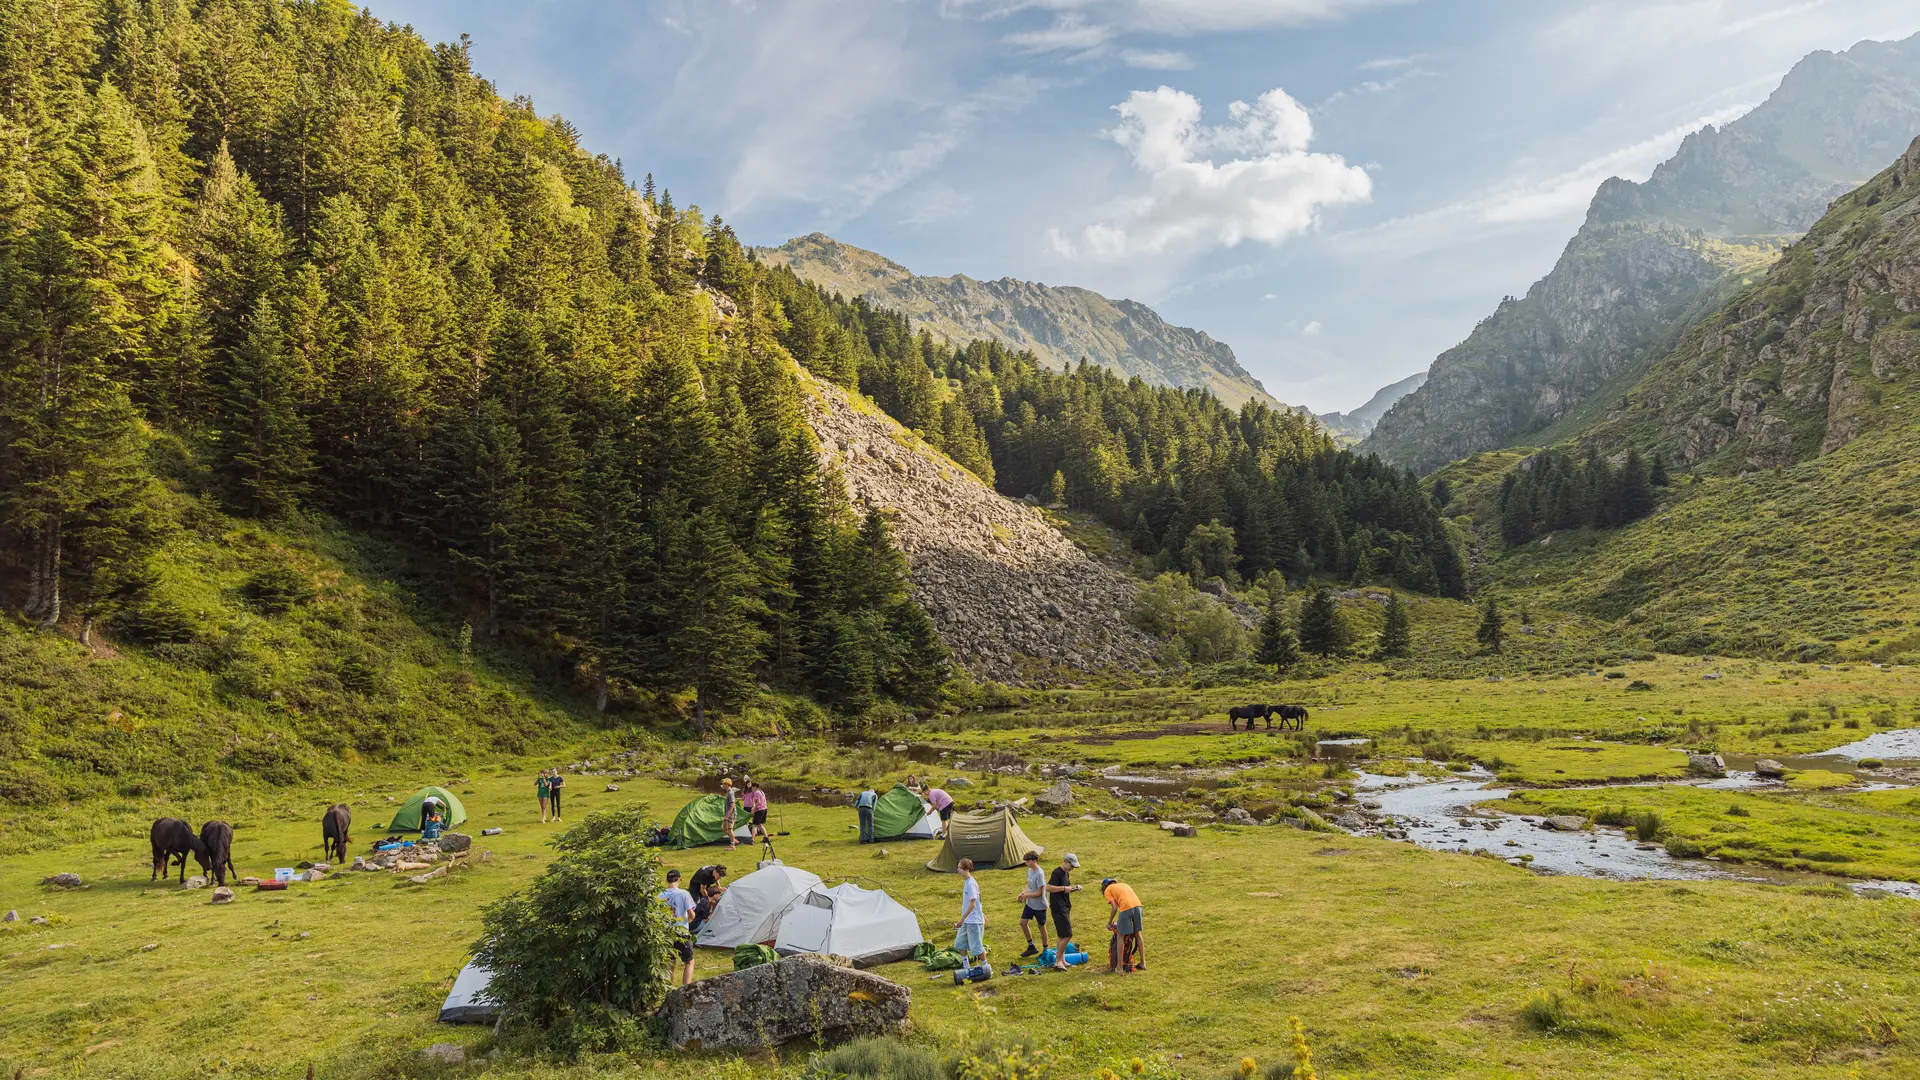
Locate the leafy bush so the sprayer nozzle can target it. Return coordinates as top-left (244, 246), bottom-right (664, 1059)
top-left (1665, 837), bottom-right (1706, 858)
top-left (475, 805), bottom-right (677, 1057)
top-left (222, 739), bottom-right (312, 785)
top-left (1631, 810), bottom-right (1664, 842)
top-left (116, 594), bottom-right (199, 644)
top-left (1625, 680), bottom-right (1654, 691)
top-left (1189, 660), bottom-right (1269, 688)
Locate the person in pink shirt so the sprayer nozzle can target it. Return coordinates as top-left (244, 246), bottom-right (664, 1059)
top-left (743, 782), bottom-right (769, 844)
top-left (926, 786), bottom-right (953, 838)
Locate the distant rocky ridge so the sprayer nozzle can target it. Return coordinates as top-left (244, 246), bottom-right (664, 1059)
top-left (1364, 33), bottom-right (1920, 474)
top-left (796, 369), bottom-right (1158, 684)
top-left (760, 233), bottom-right (1277, 408)
top-left (1318, 371), bottom-right (1426, 439)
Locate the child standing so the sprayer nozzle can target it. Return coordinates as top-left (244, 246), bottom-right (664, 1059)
top-left (952, 857), bottom-right (986, 969)
top-left (537, 769), bottom-right (551, 823)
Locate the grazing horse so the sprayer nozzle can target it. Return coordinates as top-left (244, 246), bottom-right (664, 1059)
top-left (321, 804), bottom-right (352, 864)
top-left (198, 820), bottom-right (237, 886)
top-left (1273, 704), bottom-right (1309, 731)
top-left (150, 818), bottom-right (207, 883)
top-left (1227, 704), bottom-right (1271, 731)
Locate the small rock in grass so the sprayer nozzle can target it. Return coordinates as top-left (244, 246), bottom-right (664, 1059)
top-left (421, 1044), bottom-right (466, 1065)
top-left (183, 876), bottom-right (207, 889)
top-left (41, 873), bottom-right (83, 888)
top-left (210, 887), bottom-right (235, 904)
top-left (605, 784), bottom-right (619, 792)
top-left (140, 942), bottom-right (159, 952)
top-left (30, 916), bottom-right (49, 925)
top-left (2, 910), bottom-right (17, 923)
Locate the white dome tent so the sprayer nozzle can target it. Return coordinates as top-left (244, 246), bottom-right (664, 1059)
top-left (773, 882), bottom-right (924, 968)
top-left (695, 864), bottom-right (822, 949)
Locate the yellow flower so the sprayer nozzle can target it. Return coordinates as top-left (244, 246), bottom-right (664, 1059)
top-left (1129, 1058), bottom-right (1146, 1074)
top-left (1241, 1057), bottom-right (1258, 1077)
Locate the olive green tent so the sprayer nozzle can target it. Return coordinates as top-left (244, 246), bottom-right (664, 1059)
top-left (390, 786), bottom-right (466, 832)
top-left (924, 807), bottom-right (1040, 872)
top-left (872, 784), bottom-right (939, 841)
top-left (670, 794), bottom-right (753, 849)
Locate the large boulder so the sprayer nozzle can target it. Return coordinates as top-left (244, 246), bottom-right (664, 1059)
top-left (1034, 781), bottom-right (1073, 810)
top-left (1753, 760), bottom-right (1787, 779)
top-left (1221, 807), bottom-right (1257, 826)
top-left (1541, 816), bottom-right (1588, 832)
top-left (438, 832), bottom-right (473, 854)
top-left (1686, 753), bottom-right (1727, 778)
top-left (659, 956), bottom-right (910, 1052)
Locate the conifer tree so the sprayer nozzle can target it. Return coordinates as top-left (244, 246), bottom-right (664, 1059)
top-left (1297, 586), bottom-right (1353, 658)
top-left (1476, 596), bottom-right (1506, 654)
top-left (1619, 449), bottom-right (1653, 522)
top-left (213, 298), bottom-right (311, 516)
top-left (1648, 452), bottom-right (1670, 487)
top-left (666, 509), bottom-right (767, 737)
top-left (1254, 593), bottom-right (1300, 672)
top-left (1377, 591), bottom-right (1411, 659)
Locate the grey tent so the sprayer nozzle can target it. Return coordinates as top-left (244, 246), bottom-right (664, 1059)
top-left (438, 960), bottom-right (500, 1024)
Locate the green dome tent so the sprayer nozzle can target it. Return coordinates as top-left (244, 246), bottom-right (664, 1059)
top-left (925, 806), bottom-right (1040, 872)
top-left (670, 793), bottom-right (753, 849)
top-left (391, 786), bottom-right (466, 832)
top-left (872, 784), bottom-right (939, 841)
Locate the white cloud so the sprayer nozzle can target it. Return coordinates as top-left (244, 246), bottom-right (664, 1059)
top-left (1121, 47), bottom-right (1194, 69)
top-left (1050, 86), bottom-right (1372, 260)
top-left (1302, 319), bottom-right (1322, 334)
top-left (948, 0), bottom-right (1418, 33)
top-left (1004, 14), bottom-right (1114, 53)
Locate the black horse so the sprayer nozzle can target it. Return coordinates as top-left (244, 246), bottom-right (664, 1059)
top-left (1226, 704), bottom-right (1270, 730)
top-left (1273, 704), bottom-right (1309, 731)
top-left (198, 820), bottom-right (237, 886)
top-left (321, 804), bottom-right (352, 864)
top-left (150, 818), bottom-right (207, 883)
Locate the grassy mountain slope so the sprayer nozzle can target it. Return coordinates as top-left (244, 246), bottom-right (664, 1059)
top-left (1364, 33), bottom-right (1920, 473)
top-left (0, 482), bottom-right (608, 830)
top-left (1439, 139), bottom-right (1920, 659)
top-left (759, 232), bottom-right (1278, 408)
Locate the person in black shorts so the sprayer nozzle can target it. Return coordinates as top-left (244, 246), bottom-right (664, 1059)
top-left (687, 864), bottom-right (727, 935)
top-left (1046, 852), bottom-right (1082, 970)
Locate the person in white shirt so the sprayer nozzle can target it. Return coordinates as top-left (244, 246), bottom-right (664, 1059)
top-left (657, 868), bottom-right (696, 985)
top-left (952, 858), bottom-right (986, 967)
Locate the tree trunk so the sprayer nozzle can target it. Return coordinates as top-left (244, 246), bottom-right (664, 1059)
top-left (693, 691), bottom-right (707, 740)
top-left (80, 615), bottom-right (92, 647)
top-left (23, 534), bottom-right (45, 620)
top-left (594, 671), bottom-right (609, 713)
top-left (36, 523), bottom-right (61, 631)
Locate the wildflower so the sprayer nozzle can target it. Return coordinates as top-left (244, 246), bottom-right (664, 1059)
top-left (1130, 1058), bottom-right (1146, 1075)
top-left (1240, 1057), bottom-right (1258, 1076)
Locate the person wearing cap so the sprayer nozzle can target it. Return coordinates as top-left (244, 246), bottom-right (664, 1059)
top-left (1015, 850), bottom-right (1051, 958)
top-left (1102, 877), bottom-right (1145, 973)
top-left (1045, 853), bottom-right (1084, 970)
top-left (657, 869), bottom-right (696, 985)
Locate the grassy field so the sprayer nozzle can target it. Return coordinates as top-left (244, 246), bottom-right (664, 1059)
top-left (7, 657), bottom-right (1920, 1079)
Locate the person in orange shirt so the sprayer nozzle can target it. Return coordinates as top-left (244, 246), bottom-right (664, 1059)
top-left (1101, 877), bottom-right (1145, 973)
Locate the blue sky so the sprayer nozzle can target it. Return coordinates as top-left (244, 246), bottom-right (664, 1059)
top-left (376, 0), bottom-right (1920, 412)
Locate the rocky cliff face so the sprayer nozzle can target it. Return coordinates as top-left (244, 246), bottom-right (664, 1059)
top-left (1583, 137), bottom-right (1920, 470)
top-left (1318, 370), bottom-right (1426, 439)
top-left (1364, 33), bottom-right (1920, 474)
top-left (797, 369), bottom-right (1157, 684)
top-left (761, 233), bottom-right (1276, 408)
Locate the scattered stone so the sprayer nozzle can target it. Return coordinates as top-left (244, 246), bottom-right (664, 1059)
top-left (2, 910), bottom-right (16, 922)
top-left (605, 784), bottom-right (620, 792)
top-left (310, 863), bottom-right (331, 874)
top-left (481, 827), bottom-right (504, 836)
top-left (297, 931), bottom-right (311, 939)
top-left (1753, 760), bottom-right (1787, 779)
top-left (1222, 807), bottom-right (1258, 826)
top-left (659, 956), bottom-right (910, 1051)
top-left (1159, 821), bottom-right (1197, 837)
top-left (1332, 812), bottom-right (1368, 831)
top-left (210, 887), bottom-right (235, 904)
top-left (407, 866), bottom-right (449, 886)
top-left (1686, 752), bottom-right (1727, 778)
top-left (140, 942), bottom-right (159, 952)
top-left (1541, 816), bottom-right (1588, 832)
top-left (1034, 781), bottom-right (1073, 810)
top-left (421, 1044), bottom-right (467, 1065)
top-left (183, 875), bottom-right (207, 890)
top-left (30, 916), bottom-right (49, 925)
top-left (41, 873), bottom-right (82, 889)
top-left (438, 832), bottom-right (473, 855)
top-left (892, 744), bottom-right (909, 753)
top-left (948, 777), bottom-right (974, 788)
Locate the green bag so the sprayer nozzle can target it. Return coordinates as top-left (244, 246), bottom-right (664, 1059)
top-left (732, 943), bottom-right (779, 971)
top-left (921, 946), bottom-right (966, 971)
top-left (910, 941), bottom-right (937, 963)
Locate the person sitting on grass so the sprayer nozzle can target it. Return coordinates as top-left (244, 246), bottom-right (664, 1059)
top-left (1016, 850), bottom-right (1051, 959)
top-left (657, 868), bottom-right (696, 986)
top-left (1102, 877), bottom-right (1144, 974)
top-left (952, 857), bottom-right (986, 970)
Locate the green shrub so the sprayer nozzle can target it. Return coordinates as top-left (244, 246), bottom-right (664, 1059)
top-left (1523, 990), bottom-right (1569, 1031)
top-left (1625, 680), bottom-right (1654, 692)
top-left (1189, 660), bottom-right (1269, 688)
top-left (116, 595), bottom-right (198, 644)
top-left (1665, 838), bottom-right (1707, 858)
top-left (1591, 805), bottom-right (1631, 827)
top-left (1631, 810), bottom-right (1664, 842)
top-left (806, 1037), bottom-right (946, 1080)
top-left (475, 805), bottom-right (677, 1057)
top-left (240, 565), bottom-right (315, 614)
top-left (1727, 804), bottom-right (1750, 817)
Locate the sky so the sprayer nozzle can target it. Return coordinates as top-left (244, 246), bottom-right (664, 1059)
top-left (374, 0), bottom-right (1920, 413)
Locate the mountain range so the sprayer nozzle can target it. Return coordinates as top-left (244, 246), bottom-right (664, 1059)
top-left (1363, 33), bottom-right (1920, 474)
top-left (758, 233), bottom-right (1277, 408)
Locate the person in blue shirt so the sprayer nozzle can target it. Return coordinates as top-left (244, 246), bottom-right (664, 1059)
top-left (854, 782), bottom-right (878, 844)
top-left (953, 858), bottom-right (986, 968)
top-left (658, 869), bottom-right (696, 986)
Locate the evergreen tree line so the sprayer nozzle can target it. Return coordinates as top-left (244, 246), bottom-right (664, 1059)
top-left (763, 290), bottom-right (1469, 598)
top-left (0, 0), bottom-right (946, 723)
top-left (1496, 448), bottom-right (1667, 547)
